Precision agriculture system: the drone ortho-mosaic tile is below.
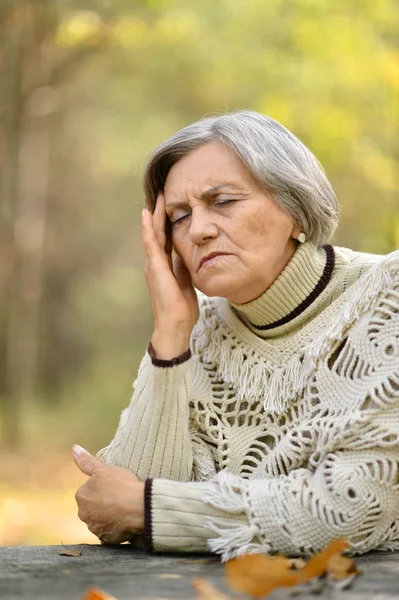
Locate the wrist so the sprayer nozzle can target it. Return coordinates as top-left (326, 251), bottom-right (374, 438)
top-left (151, 330), bottom-right (191, 360)
top-left (128, 481), bottom-right (145, 534)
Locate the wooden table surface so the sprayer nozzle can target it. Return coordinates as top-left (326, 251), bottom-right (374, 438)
top-left (1, 544), bottom-right (399, 599)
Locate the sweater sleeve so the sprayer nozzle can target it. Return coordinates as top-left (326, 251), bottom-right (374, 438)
top-left (96, 348), bottom-right (193, 481)
top-left (144, 478), bottom-right (250, 554)
top-left (145, 444), bottom-right (399, 560)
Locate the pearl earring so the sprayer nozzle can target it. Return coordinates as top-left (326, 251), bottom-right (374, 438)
top-left (298, 232), bottom-right (306, 243)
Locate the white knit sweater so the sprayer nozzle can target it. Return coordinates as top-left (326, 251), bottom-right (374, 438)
top-left (98, 242), bottom-right (399, 560)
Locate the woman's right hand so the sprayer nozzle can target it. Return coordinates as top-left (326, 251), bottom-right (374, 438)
top-left (142, 193), bottom-right (199, 360)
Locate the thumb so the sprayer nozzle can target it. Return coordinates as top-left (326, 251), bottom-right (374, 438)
top-left (72, 444), bottom-right (102, 476)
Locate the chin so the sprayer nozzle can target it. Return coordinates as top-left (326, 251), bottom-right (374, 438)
top-left (195, 275), bottom-right (243, 301)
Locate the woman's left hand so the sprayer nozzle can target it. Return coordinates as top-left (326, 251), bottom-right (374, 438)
top-left (73, 445), bottom-right (145, 544)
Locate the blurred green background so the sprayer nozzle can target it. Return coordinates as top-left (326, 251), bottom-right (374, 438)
top-left (0, 0), bottom-right (398, 544)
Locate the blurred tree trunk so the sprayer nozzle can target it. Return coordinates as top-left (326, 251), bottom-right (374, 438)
top-left (0, 3), bottom-right (26, 448)
top-left (0, 1), bottom-right (57, 448)
top-left (0, 0), bottom-right (106, 448)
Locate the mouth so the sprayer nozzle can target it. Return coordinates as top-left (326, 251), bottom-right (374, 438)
top-left (199, 252), bottom-right (231, 270)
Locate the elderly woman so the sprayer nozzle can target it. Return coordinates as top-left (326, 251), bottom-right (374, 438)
top-left (73, 111), bottom-right (399, 560)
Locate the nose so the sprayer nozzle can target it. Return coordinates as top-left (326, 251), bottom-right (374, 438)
top-left (188, 206), bottom-right (219, 244)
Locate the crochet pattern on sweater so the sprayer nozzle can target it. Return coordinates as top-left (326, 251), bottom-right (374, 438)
top-left (98, 244), bottom-right (399, 560)
top-left (198, 250), bottom-right (399, 558)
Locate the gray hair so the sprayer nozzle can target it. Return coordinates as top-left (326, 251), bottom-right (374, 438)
top-left (143, 110), bottom-right (339, 245)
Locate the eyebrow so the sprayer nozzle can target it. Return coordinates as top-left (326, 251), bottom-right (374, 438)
top-left (166, 183), bottom-right (241, 210)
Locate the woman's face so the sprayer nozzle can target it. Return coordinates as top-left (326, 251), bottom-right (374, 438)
top-left (164, 141), bottom-right (300, 304)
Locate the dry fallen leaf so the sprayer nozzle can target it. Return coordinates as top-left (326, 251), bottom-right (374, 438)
top-left (58, 548), bottom-right (81, 557)
top-left (81, 588), bottom-right (119, 600)
top-left (226, 554), bottom-right (302, 598)
top-left (287, 558), bottom-right (306, 570)
top-left (302, 539), bottom-right (350, 579)
top-left (224, 538), bottom-right (358, 598)
top-left (192, 577), bottom-right (232, 600)
top-left (327, 554), bottom-right (359, 580)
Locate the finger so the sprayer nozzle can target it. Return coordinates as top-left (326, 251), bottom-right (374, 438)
top-left (141, 209), bottom-right (160, 258)
top-left (72, 445), bottom-right (102, 477)
top-left (153, 195), bottom-right (174, 272)
top-left (152, 193), bottom-right (167, 248)
top-left (100, 533), bottom-right (125, 545)
top-left (142, 209), bottom-right (171, 269)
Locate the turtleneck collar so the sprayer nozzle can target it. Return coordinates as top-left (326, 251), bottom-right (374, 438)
top-left (230, 242), bottom-right (335, 336)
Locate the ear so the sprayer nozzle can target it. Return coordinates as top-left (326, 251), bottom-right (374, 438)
top-left (291, 223), bottom-right (302, 241)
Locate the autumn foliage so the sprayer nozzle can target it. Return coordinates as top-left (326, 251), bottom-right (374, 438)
top-left (224, 539), bottom-right (358, 598)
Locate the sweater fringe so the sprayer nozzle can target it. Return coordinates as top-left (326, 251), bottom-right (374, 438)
top-left (202, 470), bottom-right (269, 561)
top-left (206, 522), bottom-right (266, 562)
top-left (193, 252), bottom-right (399, 415)
top-left (202, 469), bottom-right (245, 512)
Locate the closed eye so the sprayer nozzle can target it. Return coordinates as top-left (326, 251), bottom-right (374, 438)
top-left (214, 199), bottom-right (237, 208)
top-left (170, 213), bottom-right (189, 226)
top-left (170, 199), bottom-right (238, 225)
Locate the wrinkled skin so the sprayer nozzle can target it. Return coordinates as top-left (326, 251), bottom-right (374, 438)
top-left (164, 140), bottom-right (301, 304)
top-left (73, 446), bottom-right (145, 544)
top-left (74, 141), bottom-right (302, 543)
